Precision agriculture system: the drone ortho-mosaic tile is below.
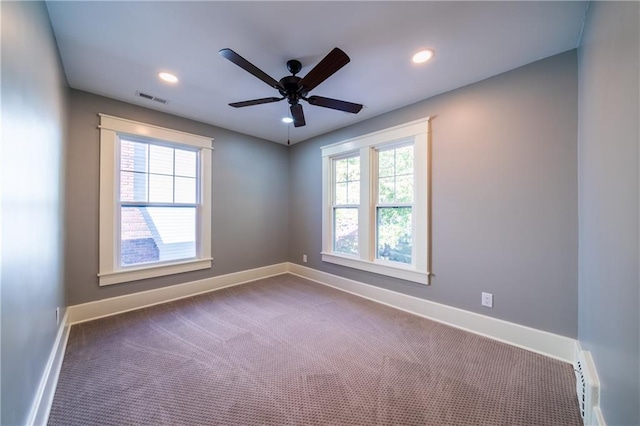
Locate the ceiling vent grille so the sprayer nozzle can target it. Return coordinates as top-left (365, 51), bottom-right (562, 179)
top-left (135, 91), bottom-right (168, 104)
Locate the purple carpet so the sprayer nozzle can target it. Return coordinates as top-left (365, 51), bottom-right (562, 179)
top-left (48, 274), bottom-right (582, 425)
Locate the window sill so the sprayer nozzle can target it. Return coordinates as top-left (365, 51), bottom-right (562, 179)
top-left (98, 258), bottom-right (213, 286)
top-left (321, 252), bottom-right (429, 284)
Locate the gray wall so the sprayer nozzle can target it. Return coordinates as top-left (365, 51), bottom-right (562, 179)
top-left (65, 90), bottom-right (289, 305)
top-left (577, 2), bottom-right (640, 424)
top-left (1, 2), bottom-right (68, 424)
top-left (290, 51), bottom-right (579, 338)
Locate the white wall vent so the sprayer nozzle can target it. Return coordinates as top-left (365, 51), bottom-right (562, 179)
top-left (574, 349), bottom-right (602, 425)
top-left (135, 91), bottom-right (168, 104)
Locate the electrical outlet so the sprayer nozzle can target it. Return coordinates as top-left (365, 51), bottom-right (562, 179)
top-left (55, 307), bottom-right (60, 326)
top-left (302, 254), bottom-right (307, 263)
top-left (481, 292), bottom-right (493, 308)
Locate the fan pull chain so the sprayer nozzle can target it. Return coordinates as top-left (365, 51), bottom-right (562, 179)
top-left (287, 123), bottom-right (290, 145)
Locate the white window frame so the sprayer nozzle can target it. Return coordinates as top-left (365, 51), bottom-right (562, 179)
top-left (321, 117), bottom-right (431, 284)
top-left (98, 114), bottom-right (213, 286)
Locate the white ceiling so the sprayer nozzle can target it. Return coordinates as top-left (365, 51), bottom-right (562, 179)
top-left (46, 1), bottom-right (587, 145)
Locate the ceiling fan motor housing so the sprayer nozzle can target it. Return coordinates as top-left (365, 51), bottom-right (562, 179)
top-left (279, 75), bottom-right (306, 105)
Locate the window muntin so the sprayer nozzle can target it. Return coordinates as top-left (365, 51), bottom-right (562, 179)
top-left (99, 114), bottom-right (212, 286)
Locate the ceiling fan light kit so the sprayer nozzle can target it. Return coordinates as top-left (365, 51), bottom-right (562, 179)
top-left (219, 47), bottom-right (363, 128)
top-left (412, 49), bottom-right (435, 64)
top-left (158, 71), bottom-right (179, 83)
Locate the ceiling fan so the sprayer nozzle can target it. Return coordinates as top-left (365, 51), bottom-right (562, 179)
top-left (219, 47), bottom-right (363, 128)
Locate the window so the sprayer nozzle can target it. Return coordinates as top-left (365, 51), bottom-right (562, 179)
top-left (321, 117), bottom-right (431, 284)
top-left (99, 114), bottom-right (212, 286)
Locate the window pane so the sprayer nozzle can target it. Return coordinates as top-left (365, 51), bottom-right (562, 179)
top-left (378, 144), bottom-right (414, 205)
top-left (175, 176), bottom-right (196, 204)
top-left (149, 174), bottom-right (174, 202)
top-left (175, 149), bottom-right (197, 178)
top-left (335, 182), bottom-right (347, 205)
top-left (334, 155), bottom-right (360, 206)
top-left (334, 207), bottom-right (358, 255)
top-left (396, 145), bottom-right (413, 175)
top-left (120, 171), bottom-right (148, 202)
top-left (121, 206), bottom-right (196, 266)
top-left (347, 181), bottom-right (360, 204)
top-left (335, 159), bottom-right (348, 183)
top-left (378, 149), bottom-right (394, 177)
top-left (149, 145), bottom-right (174, 175)
top-left (120, 140), bottom-right (148, 172)
top-left (377, 207), bottom-right (412, 264)
top-left (396, 175), bottom-right (414, 203)
top-left (378, 177), bottom-right (395, 204)
top-left (347, 156), bottom-right (360, 181)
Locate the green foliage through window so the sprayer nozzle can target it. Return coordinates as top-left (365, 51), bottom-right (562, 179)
top-left (377, 207), bottom-right (412, 264)
top-left (334, 207), bottom-right (358, 255)
top-left (378, 145), bottom-right (413, 204)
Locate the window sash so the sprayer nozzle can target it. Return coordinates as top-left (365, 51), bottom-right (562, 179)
top-left (118, 205), bottom-right (198, 267)
top-left (332, 154), bottom-right (360, 206)
top-left (332, 206), bottom-right (359, 255)
top-left (375, 205), bottom-right (414, 265)
top-left (118, 138), bottom-right (201, 205)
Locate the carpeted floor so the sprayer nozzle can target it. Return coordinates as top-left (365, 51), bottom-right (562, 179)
top-left (48, 274), bottom-right (582, 425)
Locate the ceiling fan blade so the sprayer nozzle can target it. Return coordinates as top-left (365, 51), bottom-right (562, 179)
top-left (219, 48), bottom-right (281, 89)
top-left (290, 104), bottom-right (306, 127)
top-left (306, 96), bottom-right (363, 114)
top-left (229, 97), bottom-right (284, 108)
top-left (298, 47), bottom-right (350, 92)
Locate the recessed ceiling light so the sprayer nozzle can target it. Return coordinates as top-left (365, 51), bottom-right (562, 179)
top-left (412, 49), bottom-right (434, 64)
top-left (158, 72), bottom-right (179, 83)
top-left (282, 117), bottom-right (293, 124)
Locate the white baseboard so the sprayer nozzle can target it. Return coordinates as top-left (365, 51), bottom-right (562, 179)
top-left (67, 263), bottom-right (288, 324)
top-left (289, 263), bottom-right (576, 363)
top-left (27, 310), bottom-right (71, 426)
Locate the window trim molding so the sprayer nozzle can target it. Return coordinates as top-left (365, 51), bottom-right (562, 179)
top-left (320, 252), bottom-right (430, 283)
top-left (321, 117), bottom-right (432, 285)
top-left (98, 114), bottom-right (213, 286)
